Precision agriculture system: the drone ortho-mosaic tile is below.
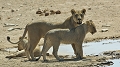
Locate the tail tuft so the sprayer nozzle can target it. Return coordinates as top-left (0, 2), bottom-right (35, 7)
top-left (7, 36), bottom-right (10, 41)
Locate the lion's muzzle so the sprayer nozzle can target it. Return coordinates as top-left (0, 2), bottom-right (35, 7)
top-left (77, 19), bottom-right (82, 24)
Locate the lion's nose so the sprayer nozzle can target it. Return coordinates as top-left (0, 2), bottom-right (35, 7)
top-left (78, 18), bottom-right (81, 20)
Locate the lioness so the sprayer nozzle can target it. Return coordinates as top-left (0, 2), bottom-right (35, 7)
top-left (7, 9), bottom-right (86, 61)
top-left (6, 37), bottom-right (41, 59)
top-left (36, 20), bottom-right (97, 61)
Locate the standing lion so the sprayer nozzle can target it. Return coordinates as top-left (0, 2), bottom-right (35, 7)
top-left (36, 20), bottom-right (97, 61)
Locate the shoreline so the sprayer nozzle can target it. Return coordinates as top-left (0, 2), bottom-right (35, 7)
top-left (84, 35), bottom-right (120, 43)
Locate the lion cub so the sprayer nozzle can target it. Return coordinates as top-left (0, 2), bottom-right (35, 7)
top-left (36, 20), bottom-right (97, 61)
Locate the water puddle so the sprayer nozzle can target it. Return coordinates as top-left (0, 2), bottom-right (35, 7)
top-left (4, 39), bottom-right (120, 67)
top-left (84, 39), bottom-right (120, 55)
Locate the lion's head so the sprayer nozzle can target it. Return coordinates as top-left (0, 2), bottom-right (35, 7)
top-left (18, 37), bottom-right (28, 51)
top-left (71, 9), bottom-right (86, 24)
top-left (86, 20), bottom-right (97, 34)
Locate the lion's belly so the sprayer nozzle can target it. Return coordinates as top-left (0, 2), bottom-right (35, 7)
top-left (60, 39), bottom-right (75, 44)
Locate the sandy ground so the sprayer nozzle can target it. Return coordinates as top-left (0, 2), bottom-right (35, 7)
top-left (0, 0), bottom-right (120, 67)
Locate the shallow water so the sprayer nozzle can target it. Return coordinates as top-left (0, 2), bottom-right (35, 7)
top-left (84, 39), bottom-right (120, 55)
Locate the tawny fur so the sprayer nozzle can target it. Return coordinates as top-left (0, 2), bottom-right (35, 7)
top-left (7, 9), bottom-right (86, 61)
top-left (37, 20), bottom-right (97, 61)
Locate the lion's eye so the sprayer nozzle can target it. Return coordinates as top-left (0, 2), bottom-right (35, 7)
top-left (80, 14), bottom-right (83, 17)
top-left (75, 14), bottom-right (78, 16)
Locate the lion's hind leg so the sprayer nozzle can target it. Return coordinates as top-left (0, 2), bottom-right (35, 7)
top-left (25, 48), bottom-right (31, 60)
top-left (28, 31), bottom-right (42, 61)
top-left (29, 38), bottom-right (40, 61)
top-left (74, 43), bottom-right (83, 60)
top-left (35, 37), bottom-right (52, 61)
top-left (42, 39), bottom-right (52, 61)
top-left (25, 41), bottom-right (31, 60)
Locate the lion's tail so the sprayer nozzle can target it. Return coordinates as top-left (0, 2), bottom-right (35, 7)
top-left (35, 36), bottom-right (50, 61)
top-left (7, 24), bottom-right (28, 44)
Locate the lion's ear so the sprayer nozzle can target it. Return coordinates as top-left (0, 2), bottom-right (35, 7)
top-left (86, 20), bottom-right (93, 25)
top-left (81, 9), bottom-right (86, 14)
top-left (89, 20), bottom-right (93, 22)
top-left (71, 9), bottom-right (76, 15)
top-left (25, 37), bottom-right (27, 39)
top-left (86, 21), bottom-right (90, 24)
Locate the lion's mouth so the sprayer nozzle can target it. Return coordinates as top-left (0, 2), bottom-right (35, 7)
top-left (77, 20), bottom-right (82, 24)
top-left (91, 32), bottom-right (94, 35)
top-left (91, 31), bottom-right (96, 35)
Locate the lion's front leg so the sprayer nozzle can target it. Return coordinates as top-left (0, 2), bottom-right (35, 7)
top-left (25, 49), bottom-right (31, 60)
top-left (74, 43), bottom-right (83, 60)
top-left (79, 44), bottom-right (83, 58)
top-left (71, 43), bottom-right (77, 55)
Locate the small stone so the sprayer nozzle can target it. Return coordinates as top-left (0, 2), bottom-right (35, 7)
top-left (7, 17), bottom-right (10, 19)
top-left (45, 13), bottom-right (49, 16)
top-left (17, 18), bottom-right (19, 20)
top-left (56, 10), bottom-right (61, 14)
top-left (2, 7), bottom-right (4, 9)
top-left (18, 14), bottom-right (22, 16)
top-left (36, 11), bottom-right (42, 14)
top-left (101, 61), bottom-right (114, 65)
top-left (16, 9), bottom-right (20, 11)
top-left (102, 25), bottom-right (111, 27)
top-left (74, 4), bottom-right (77, 5)
top-left (20, 5), bottom-right (23, 7)
top-left (88, 8), bottom-right (91, 10)
top-left (43, 9), bottom-right (49, 13)
top-left (50, 10), bottom-right (55, 15)
top-left (7, 28), bottom-right (14, 31)
top-left (4, 23), bottom-right (18, 27)
top-left (11, 9), bottom-right (15, 12)
top-left (101, 29), bottom-right (108, 32)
